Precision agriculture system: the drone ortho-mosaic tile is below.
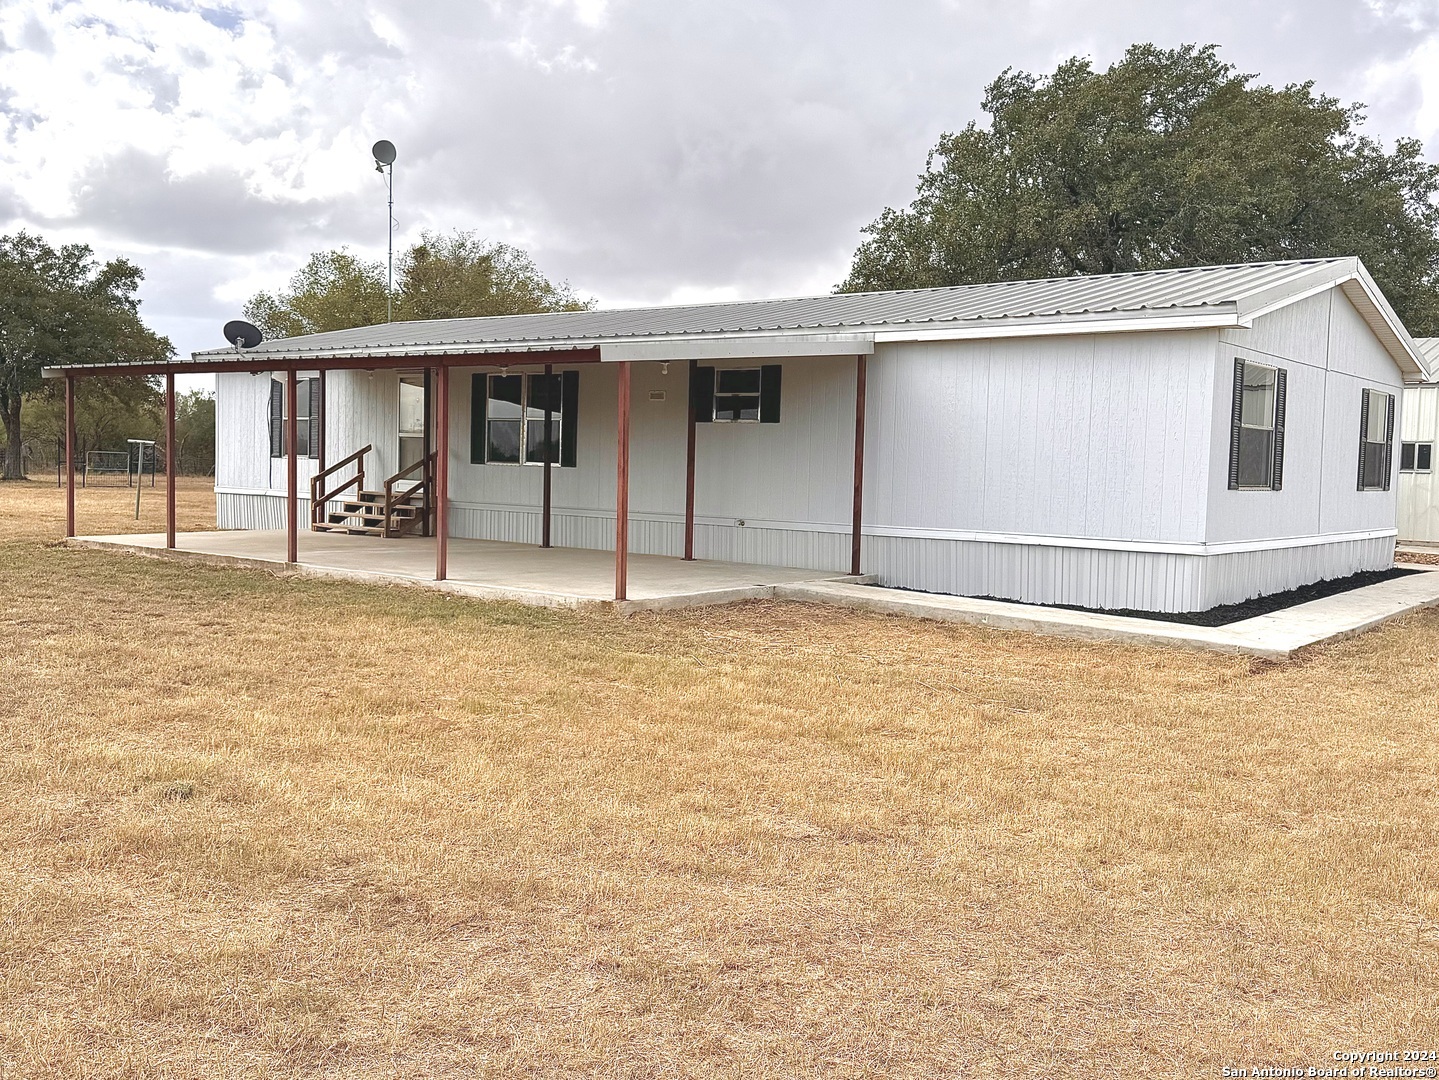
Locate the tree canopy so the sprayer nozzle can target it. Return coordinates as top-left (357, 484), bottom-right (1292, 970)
top-left (0, 231), bottom-right (171, 480)
top-left (839, 43), bottom-right (1439, 335)
top-left (244, 230), bottom-right (590, 339)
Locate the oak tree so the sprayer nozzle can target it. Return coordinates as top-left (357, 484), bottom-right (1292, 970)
top-left (840, 44), bottom-right (1439, 334)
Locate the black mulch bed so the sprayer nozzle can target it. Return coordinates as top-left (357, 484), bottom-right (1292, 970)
top-left (966, 566), bottom-right (1422, 627)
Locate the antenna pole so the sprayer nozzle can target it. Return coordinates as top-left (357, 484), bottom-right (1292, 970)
top-left (371, 141), bottom-right (399, 322)
top-left (386, 162), bottom-right (394, 323)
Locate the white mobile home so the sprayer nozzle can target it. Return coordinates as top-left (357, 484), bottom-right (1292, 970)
top-left (53, 258), bottom-right (1433, 613)
top-left (1399, 338), bottom-right (1439, 543)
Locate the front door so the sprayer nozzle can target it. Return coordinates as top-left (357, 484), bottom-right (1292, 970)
top-left (398, 373), bottom-right (428, 474)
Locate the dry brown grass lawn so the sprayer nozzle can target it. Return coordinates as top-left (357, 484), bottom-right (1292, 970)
top-left (2, 478), bottom-right (1437, 1077)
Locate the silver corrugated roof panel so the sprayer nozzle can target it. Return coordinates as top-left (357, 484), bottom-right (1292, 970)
top-left (1414, 338), bottom-right (1439, 375)
top-left (39, 256), bottom-right (1429, 381)
top-left (188, 258), bottom-right (1354, 361)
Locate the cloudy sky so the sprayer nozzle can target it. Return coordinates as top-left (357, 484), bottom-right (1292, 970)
top-left (3, 0), bottom-right (1439, 391)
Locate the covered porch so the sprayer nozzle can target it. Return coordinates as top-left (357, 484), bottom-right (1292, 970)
top-left (51, 331), bottom-right (874, 606)
top-left (65, 529), bottom-right (864, 611)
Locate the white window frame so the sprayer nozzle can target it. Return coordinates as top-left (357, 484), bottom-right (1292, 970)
top-left (271, 375), bottom-right (314, 458)
top-left (1359, 388), bottom-right (1394, 492)
top-left (712, 367), bottom-right (764, 424)
top-left (1234, 360), bottom-right (1278, 491)
top-left (1401, 441), bottom-right (1433, 474)
top-left (483, 372), bottom-right (564, 467)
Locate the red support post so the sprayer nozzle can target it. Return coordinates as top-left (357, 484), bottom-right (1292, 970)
top-left (64, 374), bottom-right (75, 538)
top-left (165, 372), bottom-right (176, 549)
top-left (542, 362), bottom-right (553, 549)
top-left (684, 359), bottom-right (696, 561)
top-left (615, 361), bottom-right (631, 602)
top-left (435, 365), bottom-right (450, 581)
top-left (851, 354), bottom-right (867, 577)
top-left (286, 371), bottom-right (298, 564)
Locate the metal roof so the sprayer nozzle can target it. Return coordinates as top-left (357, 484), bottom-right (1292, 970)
top-left (1415, 338), bottom-right (1439, 379)
top-left (46, 256), bottom-right (1432, 380)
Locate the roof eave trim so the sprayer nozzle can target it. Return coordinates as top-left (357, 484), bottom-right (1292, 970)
top-left (1337, 271), bottom-right (1432, 382)
top-left (598, 333), bottom-right (874, 362)
top-left (873, 309), bottom-right (1241, 343)
top-left (1231, 258), bottom-right (1430, 382)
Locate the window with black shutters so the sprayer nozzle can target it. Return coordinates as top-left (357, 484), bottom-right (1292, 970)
top-left (471, 371), bottom-right (578, 467)
top-left (1228, 359), bottom-right (1286, 491)
top-left (692, 365), bottom-right (782, 424)
top-left (1401, 442), bottom-right (1433, 473)
top-left (1358, 389), bottom-right (1395, 491)
top-left (268, 375), bottom-right (318, 458)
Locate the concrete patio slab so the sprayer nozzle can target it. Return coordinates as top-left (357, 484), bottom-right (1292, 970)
top-left (776, 567), bottom-right (1439, 659)
top-left (65, 530), bottom-right (1439, 656)
top-left (67, 530), bottom-right (867, 612)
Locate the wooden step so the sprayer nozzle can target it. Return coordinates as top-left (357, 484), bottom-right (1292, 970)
top-left (311, 521), bottom-right (382, 536)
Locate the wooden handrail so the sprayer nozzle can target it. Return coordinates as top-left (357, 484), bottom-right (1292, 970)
top-left (386, 452), bottom-right (430, 485)
top-left (314, 443), bottom-right (371, 487)
top-left (382, 452), bottom-right (435, 538)
top-left (310, 443), bottom-right (370, 527)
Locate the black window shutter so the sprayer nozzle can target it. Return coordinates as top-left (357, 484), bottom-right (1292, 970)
top-left (1270, 368), bottom-right (1287, 491)
top-left (308, 376), bottom-right (322, 459)
top-left (560, 370), bottom-right (580, 468)
top-left (1227, 358), bottom-right (1244, 490)
top-left (1357, 388), bottom-right (1371, 491)
top-left (470, 373), bottom-right (488, 464)
top-left (760, 364), bottom-right (782, 424)
top-left (269, 377), bottom-right (284, 458)
top-left (692, 365), bottom-right (715, 423)
top-left (1383, 392), bottom-right (1396, 491)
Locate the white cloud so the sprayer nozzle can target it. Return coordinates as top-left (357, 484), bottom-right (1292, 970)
top-left (2, 0), bottom-right (1439, 382)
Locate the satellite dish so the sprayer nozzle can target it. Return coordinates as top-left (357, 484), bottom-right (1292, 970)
top-left (372, 139), bottom-right (397, 166)
top-left (223, 320), bottom-right (263, 350)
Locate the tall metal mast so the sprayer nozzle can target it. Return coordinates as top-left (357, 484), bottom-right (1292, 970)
top-left (372, 140), bottom-right (398, 322)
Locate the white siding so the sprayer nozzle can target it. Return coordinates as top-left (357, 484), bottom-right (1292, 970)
top-left (214, 372), bottom-right (271, 492)
top-left (211, 284), bottom-right (1409, 611)
top-left (214, 371), bottom-right (319, 516)
top-left (1207, 290), bottom-right (1402, 551)
top-left (1399, 384), bottom-right (1439, 541)
top-left (865, 331), bottom-right (1215, 542)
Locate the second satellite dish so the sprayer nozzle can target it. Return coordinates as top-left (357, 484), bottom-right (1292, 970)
top-left (223, 320), bottom-right (263, 350)
top-left (372, 140), bottom-right (397, 167)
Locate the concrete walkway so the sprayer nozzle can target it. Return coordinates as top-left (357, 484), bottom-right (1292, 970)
top-left (67, 530), bottom-right (865, 613)
top-left (67, 530), bottom-right (1439, 656)
top-left (776, 568), bottom-right (1439, 659)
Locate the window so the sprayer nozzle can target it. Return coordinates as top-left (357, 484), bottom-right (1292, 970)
top-left (269, 375), bottom-right (319, 459)
top-left (714, 368), bottom-right (762, 422)
top-left (1227, 359), bottom-right (1286, 491)
top-left (471, 370), bottom-right (578, 467)
top-left (692, 365), bottom-right (782, 424)
top-left (1401, 442), bottom-right (1433, 472)
top-left (1358, 388), bottom-right (1395, 491)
